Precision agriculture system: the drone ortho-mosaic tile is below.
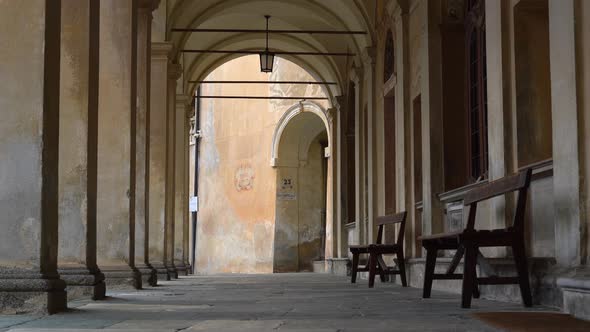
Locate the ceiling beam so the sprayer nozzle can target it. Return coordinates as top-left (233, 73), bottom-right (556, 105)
top-left (196, 96), bottom-right (328, 100)
top-left (171, 28), bottom-right (367, 35)
top-left (181, 49), bottom-right (354, 56)
top-left (189, 80), bottom-right (337, 85)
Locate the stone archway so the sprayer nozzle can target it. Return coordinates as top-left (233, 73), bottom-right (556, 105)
top-left (272, 104), bottom-right (330, 272)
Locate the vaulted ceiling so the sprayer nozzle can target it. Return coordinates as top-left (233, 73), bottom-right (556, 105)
top-left (165, 0), bottom-right (377, 99)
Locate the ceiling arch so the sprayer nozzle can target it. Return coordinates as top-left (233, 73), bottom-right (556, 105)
top-left (167, 0), bottom-right (375, 100)
top-left (183, 34), bottom-right (344, 99)
top-left (271, 101), bottom-right (330, 168)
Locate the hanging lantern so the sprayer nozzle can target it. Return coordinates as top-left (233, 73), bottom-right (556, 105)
top-left (259, 51), bottom-right (275, 73)
top-left (259, 15), bottom-right (274, 73)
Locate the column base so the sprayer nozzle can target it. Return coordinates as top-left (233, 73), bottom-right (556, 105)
top-left (558, 268), bottom-right (590, 321)
top-left (135, 263), bottom-right (157, 287)
top-left (0, 272), bottom-right (67, 315)
top-left (166, 263), bottom-right (178, 279)
top-left (100, 265), bottom-right (142, 290)
top-left (58, 266), bottom-right (106, 301)
top-left (174, 260), bottom-right (188, 276)
top-left (150, 262), bottom-right (170, 282)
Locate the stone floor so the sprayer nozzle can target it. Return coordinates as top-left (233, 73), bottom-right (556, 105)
top-left (0, 273), bottom-right (561, 331)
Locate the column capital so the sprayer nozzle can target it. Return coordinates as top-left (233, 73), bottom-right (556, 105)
top-left (151, 42), bottom-right (173, 60)
top-left (388, 0), bottom-right (409, 17)
top-left (176, 94), bottom-right (194, 118)
top-left (138, 0), bottom-right (160, 11)
top-left (349, 66), bottom-right (362, 85)
top-left (176, 94), bottom-right (191, 106)
top-left (333, 95), bottom-right (345, 112)
top-left (362, 47), bottom-right (376, 70)
top-left (168, 62), bottom-right (183, 80)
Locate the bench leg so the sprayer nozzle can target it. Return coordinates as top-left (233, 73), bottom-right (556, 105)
top-left (351, 252), bottom-right (359, 283)
top-left (397, 251), bottom-right (408, 287)
top-left (377, 255), bottom-right (387, 282)
top-left (461, 244), bottom-right (478, 308)
top-left (473, 282), bottom-right (481, 299)
top-left (423, 246), bottom-right (437, 298)
top-left (368, 252), bottom-right (377, 288)
top-left (513, 242), bottom-right (533, 307)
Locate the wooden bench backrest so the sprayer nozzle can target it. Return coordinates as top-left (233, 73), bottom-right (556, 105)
top-left (463, 168), bottom-right (532, 231)
top-left (376, 211), bottom-right (407, 245)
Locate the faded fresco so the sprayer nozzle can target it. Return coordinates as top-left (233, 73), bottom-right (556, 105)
top-left (196, 55), bottom-right (328, 274)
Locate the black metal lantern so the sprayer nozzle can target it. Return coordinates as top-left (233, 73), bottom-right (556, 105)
top-left (259, 15), bottom-right (274, 73)
top-left (259, 51), bottom-right (275, 73)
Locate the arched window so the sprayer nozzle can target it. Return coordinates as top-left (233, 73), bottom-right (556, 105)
top-left (384, 29), bottom-right (395, 83)
top-left (465, 0), bottom-right (488, 181)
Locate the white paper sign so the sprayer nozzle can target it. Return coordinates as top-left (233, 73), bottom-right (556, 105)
top-left (189, 196), bottom-right (198, 212)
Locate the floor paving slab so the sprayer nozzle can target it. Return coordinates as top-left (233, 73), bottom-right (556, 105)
top-left (0, 273), bottom-right (565, 331)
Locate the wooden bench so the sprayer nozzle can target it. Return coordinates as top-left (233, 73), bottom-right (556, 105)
top-left (349, 211), bottom-right (408, 288)
top-left (418, 168), bottom-right (533, 308)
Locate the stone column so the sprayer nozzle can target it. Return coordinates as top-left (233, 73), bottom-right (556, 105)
top-left (548, 0), bottom-right (582, 267)
top-left (362, 48), bottom-right (376, 243)
top-left (165, 63), bottom-right (182, 279)
top-left (134, 0), bottom-right (159, 287)
top-left (174, 94), bottom-right (190, 276)
top-left (0, 0), bottom-right (67, 314)
top-left (484, 0), bottom-right (511, 257)
top-left (149, 42), bottom-right (173, 281)
top-left (334, 97), bottom-right (346, 258)
top-left (350, 68), bottom-right (364, 246)
top-left (325, 109), bottom-right (336, 259)
top-left (420, 0), bottom-right (445, 238)
top-left (392, 4), bottom-right (414, 257)
top-left (58, 0), bottom-right (105, 300)
top-left (96, 0), bottom-right (141, 289)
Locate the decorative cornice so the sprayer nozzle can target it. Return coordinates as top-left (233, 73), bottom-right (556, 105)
top-left (176, 94), bottom-right (191, 106)
top-left (151, 42), bottom-right (173, 59)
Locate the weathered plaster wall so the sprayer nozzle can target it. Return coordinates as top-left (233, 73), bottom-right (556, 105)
top-left (293, 137), bottom-right (326, 271)
top-left (274, 114), bottom-right (328, 272)
top-left (0, 0), bottom-right (54, 269)
top-left (149, 43), bottom-right (171, 273)
top-left (59, 1), bottom-right (93, 265)
top-left (196, 56), bottom-right (327, 274)
top-left (579, 0), bottom-right (590, 263)
top-left (96, 0), bottom-right (137, 268)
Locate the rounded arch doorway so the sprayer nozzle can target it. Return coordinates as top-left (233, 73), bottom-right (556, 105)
top-left (272, 103), bottom-right (330, 272)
